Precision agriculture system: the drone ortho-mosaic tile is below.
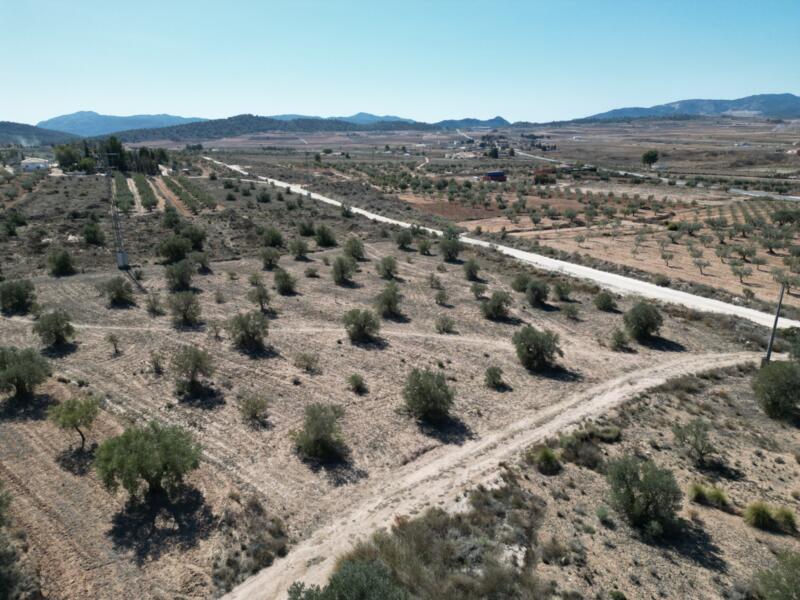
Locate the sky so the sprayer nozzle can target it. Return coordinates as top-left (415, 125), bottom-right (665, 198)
top-left (3, 0), bottom-right (799, 125)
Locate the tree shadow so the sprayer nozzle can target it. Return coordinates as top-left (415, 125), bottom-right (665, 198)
top-left (699, 458), bottom-right (745, 481)
top-left (417, 415), bottom-right (475, 445)
top-left (108, 486), bottom-right (215, 564)
top-left (0, 393), bottom-right (55, 422)
top-left (41, 342), bottom-right (79, 358)
top-left (351, 336), bottom-right (390, 350)
top-left (532, 364), bottom-right (583, 382)
top-left (383, 312), bottom-right (410, 324)
top-left (659, 520), bottom-right (728, 573)
top-left (639, 336), bottom-right (686, 352)
top-left (56, 444), bottom-right (97, 476)
top-left (335, 280), bottom-right (363, 290)
top-left (303, 451), bottom-right (369, 487)
top-left (177, 383), bottom-right (225, 409)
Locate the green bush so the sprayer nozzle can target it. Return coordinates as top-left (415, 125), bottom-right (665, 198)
top-left (165, 259), bottom-right (193, 291)
top-left (288, 559), bottom-right (408, 600)
top-left (755, 551), bottom-right (800, 600)
top-left (463, 258), bottom-right (480, 281)
top-left (343, 236), bottom-right (365, 261)
top-left (610, 328), bottom-right (627, 351)
top-left (298, 220), bottom-right (315, 236)
top-left (168, 291), bottom-right (201, 326)
top-left (33, 309), bottom-right (74, 347)
top-left (623, 301), bottom-right (663, 341)
top-left (593, 291), bottom-right (617, 312)
top-left (314, 225), bottom-right (337, 248)
top-left (510, 273), bottom-right (531, 293)
top-left (672, 418), bottom-right (715, 465)
top-left (375, 282), bottom-right (402, 318)
top-left (239, 394), bottom-right (270, 426)
top-left (606, 455), bottom-right (682, 536)
top-left (439, 229), bottom-right (461, 262)
top-left (291, 403), bottom-right (345, 461)
top-left (263, 226), bottom-right (284, 248)
top-left (0, 279), bottom-right (35, 314)
top-left (418, 238), bottom-right (431, 255)
top-left (288, 238), bottom-right (308, 260)
top-left (83, 221), bottom-right (105, 246)
top-left (525, 279), bottom-right (549, 307)
top-left (471, 282), bottom-right (487, 299)
top-left (332, 255), bottom-right (356, 285)
top-left (158, 234), bottom-right (192, 263)
top-left (480, 290), bottom-right (512, 321)
top-left (95, 422), bottom-right (201, 497)
top-left (376, 256), bottom-right (398, 280)
top-left (343, 309), bottom-right (380, 342)
top-left (528, 446), bottom-right (561, 475)
top-left (688, 483), bottom-right (730, 510)
top-left (261, 247), bottom-right (281, 270)
top-left (512, 326), bottom-right (562, 371)
top-left (403, 368), bottom-right (454, 421)
top-left (247, 284), bottom-right (270, 312)
top-left (0, 347), bottom-right (51, 398)
top-left (435, 315), bottom-right (455, 334)
top-left (484, 366), bottom-right (504, 389)
top-left (227, 311), bottom-right (269, 353)
top-left (554, 281), bottom-right (572, 301)
top-left (47, 247), bottom-right (76, 277)
top-left (274, 268), bottom-right (296, 295)
top-left (101, 276), bottom-right (135, 307)
top-left (752, 361), bottom-right (800, 420)
top-left (48, 395), bottom-right (100, 451)
top-left (744, 501), bottom-right (797, 534)
top-left (172, 346), bottom-right (214, 393)
top-left (395, 229), bottom-right (413, 250)
top-left (347, 374), bottom-right (368, 395)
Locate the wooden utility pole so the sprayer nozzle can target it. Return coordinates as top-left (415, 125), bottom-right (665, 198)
top-left (763, 283), bottom-right (785, 365)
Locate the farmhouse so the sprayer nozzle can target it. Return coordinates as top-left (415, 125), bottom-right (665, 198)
top-left (20, 157), bottom-right (50, 171)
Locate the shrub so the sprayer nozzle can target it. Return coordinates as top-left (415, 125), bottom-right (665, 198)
top-left (484, 366), bottom-right (504, 390)
top-left (511, 273), bottom-right (531, 293)
top-left (623, 301), bottom-right (663, 341)
top-left (343, 309), bottom-right (380, 342)
top-left (418, 238), bottom-right (431, 255)
top-left (463, 258), bottom-right (480, 281)
top-left (292, 403), bottom-right (345, 461)
top-left (32, 309), bottom-right (74, 347)
top-left (525, 279), bottom-right (549, 307)
top-left (610, 328), bottom-right (627, 351)
top-left (263, 226), bottom-right (284, 248)
top-left (298, 220), bottom-right (315, 236)
top-left (227, 311), bottom-right (269, 352)
top-left (294, 352), bottom-right (319, 374)
top-left (434, 288), bottom-right (449, 306)
top-left (274, 268), bottom-right (296, 295)
top-left (752, 361), bottom-right (800, 420)
top-left (347, 374), bottom-right (368, 395)
top-left (744, 502), bottom-right (797, 533)
top-left (512, 326), bottom-right (562, 371)
top-left (395, 229), bottom-right (413, 250)
top-left (165, 259), bottom-right (193, 291)
top-left (343, 236), bottom-right (365, 261)
top-left (688, 483), bottom-right (730, 510)
top-left (403, 368), bottom-right (454, 421)
top-left (606, 455), bottom-right (682, 536)
top-left (593, 291), bottom-right (617, 311)
top-left (100, 276), bottom-right (134, 307)
top-left (288, 559), bottom-right (407, 600)
top-left (158, 234), bottom-right (192, 263)
top-left (376, 256), bottom-right (398, 280)
top-left (48, 395), bottom-right (100, 451)
top-left (528, 446), bottom-right (561, 475)
top-left (168, 291), bottom-right (201, 326)
top-left (375, 282), bottom-right (402, 318)
top-left (562, 304), bottom-right (579, 320)
top-left (480, 290), bottom-right (512, 321)
top-left (314, 225), bottom-right (337, 248)
top-left (172, 346), bottom-right (214, 393)
top-left (305, 267), bottom-right (319, 278)
top-left (435, 315), bottom-right (455, 334)
top-left (95, 422), bottom-right (201, 497)
top-left (755, 551), bottom-right (800, 600)
top-left (331, 255), bottom-right (356, 285)
top-left (0, 279), bottom-right (35, 314)
top-left (261, 248), bottom-right (281, 270)
top-left (239, 394), bottom-right (270, 426)
top-left (471, 282), bottom-right (487, 299)
top-left (0, 347), bottom-right (50, 398)
top-left (83, 221), bottom-right (105, 245)
top-left (47, 247), bottom-right (76, 277)
top-left (247, 284), bottom-right (270, 312)
top-left (554, 281), bottom-right (572, 301)
top-left (672, 418), bottom-right (715, 465)
top-left (288, 238), bottom-right (308, 260)
top-left (248, 273), bottom-right (263, 287)
top-left (439, 237), bottom-right (461, 262)
top-left (105, 333), bottom-right (120, 355)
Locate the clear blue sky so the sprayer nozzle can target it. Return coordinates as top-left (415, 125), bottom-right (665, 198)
top-left (3, 0), bottom-right (799, 125)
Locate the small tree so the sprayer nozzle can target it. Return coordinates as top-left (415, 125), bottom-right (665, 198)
top-left (239, 394), bottom-right (270, 426)
top-left (48, 396), bottom-right (100, 451)
top-left (395, 229), bottom-right (413, 250)
top-left (480, 290), bottom-right (512, 321)
top-left (247, 284), bottom-right (270, 312)
top-left (343, 236), bottom-right (365, 261)
top-left (47, 248), bottom-right (76, 277)
top-left (168, 292), bottom-right (201, 326)
top-left (470, 282), bottom-right (487, 299)
top-left (291, 403), bottom-right (345, 461)
top-left (439, 236), bottom-right (462, 262)
top-left (288, 238), bottom-right (308, 260)
top-left (165, 259), bottom-right (193, 291)
top-left (755, 551), bottom-right (800, 600)
top-left (0, 347), bottom-right (50, 398)
top-left (347, 374), bottom-right (368, 395)
top-left (463, 258), bottom-right (480, 281)
top-left (314, 225), bottom-right (337, 248)
top-left (100, 276), bottom-right (135, 307)
top-left (672, 418), bottom-right (715, 465)
top-left (261, 247), bottom-right (281, 270)
top-left (226, 311), bottom-right (269, 353)
top-left (262, 226), bottom-right (284, 248)
top-left (593, 291), bottom-right (617, 312)
top-left (95, 422), bottom-right (201, 498)
top-left (511, 273), bottom-right (532, 293)
top-left (274, 268), bottom-right (296, 295)
top-left (418, 238), bottom-right (432, 255)
top-left (105, 333), bottom-right (120, 356)
top-left (403, 368), bottom-right (454, 421)
top-left (606, 455), bottom-right (681, 537)
top-left (158, 235), bottom-right (192, 263)
top-left (512, 326), bottom-right (563, 371)
top-left (32, 309), bottom-right (74, 348)
top-left (0, 279), bottom-right (36, 315)
top-left (172, 346), bottom-right (214, 393)
top-left (376, 256), bottom-right (398, 280)
top-left (484, 366), bottom-right (504, 390)
top-left (525, 279), bottom-right (549, 307)
top-left (623, 301), bottom-right (663, 341)
top-left (343, 309), bottom-right (380, 343)
top-left (84, 222), bottom-right (105, 246)
top-left (332, 255), bottom-right (356, 286)
top-left (375, 282), bottom-right (402, 318)
top-left (642, 150), bottom-right (659, 167)
top-left (752, 361), bottom-right (800, 420)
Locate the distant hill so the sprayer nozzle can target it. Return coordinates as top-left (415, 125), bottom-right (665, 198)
top-left (434, 116), bottom-right (510, 129)
top-left (37, 111), bottom-right (207, 137)
top-left (588, 93), bottom-right (800, 120)
top-left (269, 112), bottom-right (415, 125)
top-left (0, 121), bottom-right (78, 146)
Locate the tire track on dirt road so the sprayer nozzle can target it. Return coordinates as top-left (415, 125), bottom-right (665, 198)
top-left (224, 350), bottom-right (759, 600)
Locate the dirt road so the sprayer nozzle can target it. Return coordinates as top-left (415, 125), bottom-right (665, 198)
top-left (203, 157), bottom-right (799, 329)
top-left (224, 351), bottom-right (758, 600)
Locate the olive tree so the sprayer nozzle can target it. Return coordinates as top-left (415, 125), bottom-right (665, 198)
top-left (403, 368), bottom-right (454, 422)
top-left (291, 403), bottom-right (345, 461)
top-left (332, 255), bottom-right (356, 285)
top-left (0, 279), bottom-right (36, 315)
top-left (32, 309), bottom-right (74, 347)
top-left (623, 301), bottom-right (663, 341)
top-left (375, 282), bottom-right (402, 318)
top-left (48, 396), bottom-right (100, 451)
top-left (0, 347), bottom-right (50, 398)
top-left (512, 326), bottom-right (562, 371)
top-left (480, 290), bottom-right (512, 321)
top-left (226, 311), bottom-right (269, 353)
top-left (171, 346), bottom-right (214, 394)
top-left (100, 276), bottom-right (134, 307)
top-left (343, 309), bottom-right (380, 343)
top-left (752, 361), bottom-right (800, 420)
top-left (168, 291), bottom-right (201, 326)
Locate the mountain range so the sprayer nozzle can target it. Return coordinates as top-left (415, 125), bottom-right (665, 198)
top-left (0, 122), bottom-right (77, 146)
top-left (588, 93), bottom-right (800, 120)
top-left (36, 111), bottom-right (207, 137)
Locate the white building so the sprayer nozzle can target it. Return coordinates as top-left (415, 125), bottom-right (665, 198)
top-left (20, 157), bottom-right (50, 172)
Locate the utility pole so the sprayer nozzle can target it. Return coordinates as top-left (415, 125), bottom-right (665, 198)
top-left (763, 283), bottom-right (785, 366)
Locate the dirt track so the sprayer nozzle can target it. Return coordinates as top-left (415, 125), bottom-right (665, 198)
top-left (224, 351), bottom-right (759, 600)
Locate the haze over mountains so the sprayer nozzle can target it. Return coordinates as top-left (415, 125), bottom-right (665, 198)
top-left (2, 93), bottom-right (798, 146)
